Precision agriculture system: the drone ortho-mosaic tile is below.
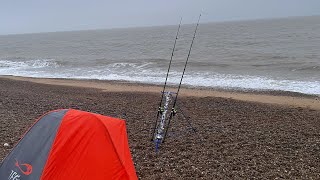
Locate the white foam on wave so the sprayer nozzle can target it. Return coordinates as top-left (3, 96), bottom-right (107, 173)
top-left (0, 60), bottom-right (319, 95)
top-left (0, 59), bottom-right (59, 71)
top-left (68, 71), bottom-right (320, 95)
top-left (181, 74), bottom-right (320, 95)
top-left (93, 73), bottom-right (320, 95)
top-left (108, 62), bottom-right (153, 69)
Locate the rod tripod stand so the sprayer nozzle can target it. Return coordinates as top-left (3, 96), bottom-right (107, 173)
top-left (151, 91), bottom-right (197, 152)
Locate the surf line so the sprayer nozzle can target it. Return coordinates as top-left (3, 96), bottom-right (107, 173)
top-left (151, 14), bottom-right (201, 152)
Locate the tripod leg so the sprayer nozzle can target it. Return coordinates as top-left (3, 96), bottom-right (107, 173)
top-left (163, 110), bottom-right (175, 143)
top-left (177, 106), bottom-right (196, 133)
top-left (176, 105), bottom-right (205, 146)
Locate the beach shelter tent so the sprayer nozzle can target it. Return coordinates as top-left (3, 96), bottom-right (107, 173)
top-left (0, 109), bottom-right (137, 180)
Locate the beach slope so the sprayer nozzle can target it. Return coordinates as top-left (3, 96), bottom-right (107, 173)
top-left (0, 77), bottom-right (320, 179)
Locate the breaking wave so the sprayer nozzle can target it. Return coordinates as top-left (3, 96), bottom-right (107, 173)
top-left (0, 59), bottom-right (59, 70)
top-left (0, 59), bottom-right (319, 95)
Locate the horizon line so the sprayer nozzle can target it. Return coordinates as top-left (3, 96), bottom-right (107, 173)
top-left (1, 14), bottom-right (319, 36)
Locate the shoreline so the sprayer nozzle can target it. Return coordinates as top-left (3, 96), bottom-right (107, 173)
top-left (1, 75), bottom-right (320, 110)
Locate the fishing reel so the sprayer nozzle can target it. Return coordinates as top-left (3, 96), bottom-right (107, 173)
top-left (171, 108), bottom-right (177, 116)
top-left (158, 107), bottom-right (164, 114)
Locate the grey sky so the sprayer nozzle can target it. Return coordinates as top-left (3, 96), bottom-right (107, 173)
top-left (1, 0), bottom-right (319, 35)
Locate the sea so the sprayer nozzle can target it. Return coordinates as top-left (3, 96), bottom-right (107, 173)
top-left (0, 16), bottom-right (319, 95)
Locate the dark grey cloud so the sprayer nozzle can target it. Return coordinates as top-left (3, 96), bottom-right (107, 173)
top-left (1, 0), bottom-right (319, 35)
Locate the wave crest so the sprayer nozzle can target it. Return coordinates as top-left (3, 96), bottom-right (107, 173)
top-left (0, 59), bottom-right (59, 70)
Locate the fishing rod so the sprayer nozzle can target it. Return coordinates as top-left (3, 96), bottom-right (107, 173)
top-left (151, 18), bottom-right (182, 141)
top-left (163, 14), bottom-right (201, 142)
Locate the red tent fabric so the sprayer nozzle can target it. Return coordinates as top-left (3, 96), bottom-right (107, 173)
top-left (0, 109), bottom-right (137, 180)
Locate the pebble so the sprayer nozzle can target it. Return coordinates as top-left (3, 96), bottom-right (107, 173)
top-left (4, 143), bottom-right (9, 147)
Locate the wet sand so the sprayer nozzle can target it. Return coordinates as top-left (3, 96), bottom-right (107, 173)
top-left (0, 76), bottom-right (320, 179)
top-left (3, 76), bottom-right (320, 110)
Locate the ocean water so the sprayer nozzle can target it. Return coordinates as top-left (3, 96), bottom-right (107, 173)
top-left (0, 16), bottom-right (319, 95)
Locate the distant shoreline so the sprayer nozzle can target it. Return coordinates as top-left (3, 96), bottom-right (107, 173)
top-left (2, 75), bottom-right (319, 110)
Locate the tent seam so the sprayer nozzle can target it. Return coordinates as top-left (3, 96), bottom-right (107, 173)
top-left (91, 113), bottom-right (131, 179)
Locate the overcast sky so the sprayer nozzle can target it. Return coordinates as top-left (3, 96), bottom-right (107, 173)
top-left (1, 0), bottom-right (319, 35)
